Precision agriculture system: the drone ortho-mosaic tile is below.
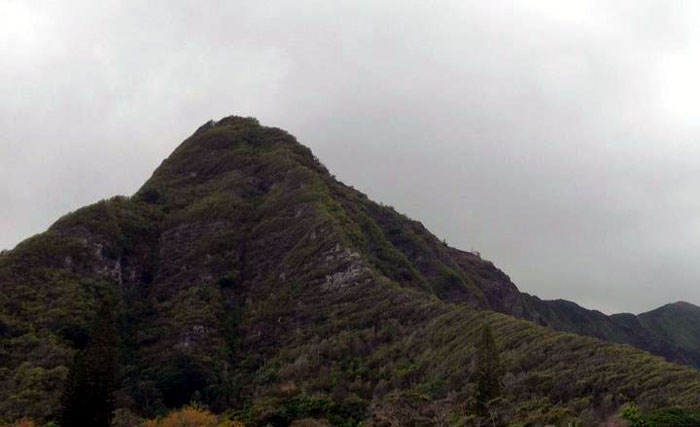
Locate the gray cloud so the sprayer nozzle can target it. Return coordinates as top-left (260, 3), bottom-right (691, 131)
top-left (2, 0), bottom-right (700, 313)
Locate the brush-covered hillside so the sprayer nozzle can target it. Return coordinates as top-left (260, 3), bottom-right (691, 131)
top-left (1, 117), bottom-right (700, 426)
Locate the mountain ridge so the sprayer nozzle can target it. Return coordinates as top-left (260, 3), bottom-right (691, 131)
top-left (2, 116), bottom-right (700, 425)
top-left (323, 164), bottom-right (700, 367)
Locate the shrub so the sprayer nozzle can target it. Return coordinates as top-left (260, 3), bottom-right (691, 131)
top-left (621, 404), bottom-right (648, 427)
top-left (142, 405), bottom-right (221, 427)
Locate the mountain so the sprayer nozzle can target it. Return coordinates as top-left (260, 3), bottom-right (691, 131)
top-left (636, 302), bottom-right (700, 366)
top-left (445, 246), bottom-right (700, 368)
top-left (2, 116), bottom-right (700, 426)
top-left (438, 253), bottom-right (700, 367)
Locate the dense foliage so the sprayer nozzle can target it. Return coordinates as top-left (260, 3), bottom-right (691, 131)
top-left (474, 323), bottom-right (502, 417)
top-left (59, 300), bottom-right (119, 426)
top-left (1, 116), bottom-right (700, 426)
top-left (641, 407), bottom-right (700, 426)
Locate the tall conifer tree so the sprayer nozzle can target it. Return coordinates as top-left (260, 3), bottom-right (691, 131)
top-left (474, 322), bottom-right (502, 415)
top-left (60, 299), bottom-right (119, 426)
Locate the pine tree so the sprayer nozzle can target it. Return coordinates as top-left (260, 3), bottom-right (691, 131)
top-left (59, 299), bottom-right (119, 426)
top-left (474, 322), bottom-right (502, 416)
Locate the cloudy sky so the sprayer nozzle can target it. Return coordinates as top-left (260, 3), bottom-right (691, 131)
top-left (3, 1), bottom-right (700, 314)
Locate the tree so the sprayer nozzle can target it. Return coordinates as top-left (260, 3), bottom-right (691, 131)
top-left (474, 322), bottom-right (502, 417)
top-left (59, 300), bottom-right (119, 426)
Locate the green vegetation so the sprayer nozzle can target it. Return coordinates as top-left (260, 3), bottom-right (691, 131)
top-left (636, 302), bottom-right (700, 367)
top-left (621, 404), bottom-right (700, 427)
top-left (621, 404), bottom-right (648, 427)
top-left (1, 116), bottom-right (700, 426)
top-left (641, 407), bottom-right (700, 426)
top-left (59, 300), bottom-right (119, 426)
top-left (474, 322), bottom-right (502, 418)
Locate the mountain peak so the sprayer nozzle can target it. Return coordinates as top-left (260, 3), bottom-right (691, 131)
top-left (135, 116), bottom-right (323, 206)
top-left (638, 300), bottom-right (700, 315)
top-left (192, 115), bottom-right (257, 133)
top-left (672, 300), bottom-right (698, 307)
top-left (177, 115), bottom-right (297, 155)
top-left (656, 300), bottom-right (700, 313)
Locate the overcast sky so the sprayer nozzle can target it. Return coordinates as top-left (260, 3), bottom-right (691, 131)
top-left (3, 1), bottom-right (700, 314)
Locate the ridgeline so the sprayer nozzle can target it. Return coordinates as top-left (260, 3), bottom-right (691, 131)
top-left (2, 117), bottom-right (699, 425)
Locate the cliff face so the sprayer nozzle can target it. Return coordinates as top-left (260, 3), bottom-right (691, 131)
top-left (1, 116), bottom-right (699, 425)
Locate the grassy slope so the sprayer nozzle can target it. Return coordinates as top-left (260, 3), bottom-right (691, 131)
top-left (330, 173), bottom-right (700, 368)
top-left (1, 117), bottom-right (699, 426)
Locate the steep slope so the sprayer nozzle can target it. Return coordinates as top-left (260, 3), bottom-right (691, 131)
top-left (1, 116), bottom-right (700, 426)
top-left (635, 302), bottom-right (700, 367)
top-left (324, 174), bottom-right (700, 368)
